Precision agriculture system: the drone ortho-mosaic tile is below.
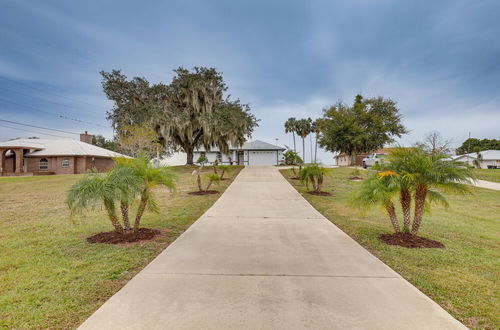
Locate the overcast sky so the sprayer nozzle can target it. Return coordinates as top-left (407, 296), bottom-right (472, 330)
top-left (1, 0), bottom-right (499, 163)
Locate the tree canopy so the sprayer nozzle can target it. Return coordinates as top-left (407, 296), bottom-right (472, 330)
top-left (318, 95), bottom-right (407, 163)
top-left (456, 138), bottom-right (500, 155)
top-left (101, 67), bottom-right (258, 164)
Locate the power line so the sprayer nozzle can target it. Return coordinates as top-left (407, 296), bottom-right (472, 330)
top-left (0, 85), bottom-right (104, 115)
top-left (0, 123), bottom-right (75, 139)
top-left (0, 98), bottom-right (108, 128)
top-left (0, 75), bottom-right (108, 110)
top-left (0, 119), bottom-right (80, 135)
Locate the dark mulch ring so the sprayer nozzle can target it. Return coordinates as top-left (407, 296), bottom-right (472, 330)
top-left (379, 232), bottom-right (445, 249)
top-left (187, 190), bottom-right (219, 195)
top-left (308, 191), bottom-right (332, 196)
top-left (350, 176), bottom-right (363, 181)
top-left (87, 228), bottom-right (162, 244)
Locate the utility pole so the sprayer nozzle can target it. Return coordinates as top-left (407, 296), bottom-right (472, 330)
top-left (468, 132), bottom-right (471, 153)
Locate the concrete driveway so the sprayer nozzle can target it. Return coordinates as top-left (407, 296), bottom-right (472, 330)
top-left (79, 166), bottom-right (465, 330)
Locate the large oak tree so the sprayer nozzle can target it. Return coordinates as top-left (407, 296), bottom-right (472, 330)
top-left (101, 67), bottom-right (258, 164)
top-left (318, 95), bottom-right (407, 165)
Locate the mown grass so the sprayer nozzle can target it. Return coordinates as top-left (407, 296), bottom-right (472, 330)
top-left (473, 168), bottom-right (500, 183)
top-left (0, 165), bottom-right (242, 329)
top-left (281, 167), bottom-right (499, 330)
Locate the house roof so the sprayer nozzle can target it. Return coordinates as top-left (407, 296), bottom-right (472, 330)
top-left (238, 140), bottom-right (285, 151)
top-left (0, 139), bottom-right (129, 158)
top-left (453, 150), bottom-right (500, 161)
top-left (195, 140), bottom-right (285, 152)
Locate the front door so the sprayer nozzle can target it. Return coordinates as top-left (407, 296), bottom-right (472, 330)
top-left (237, 151), bottom-right (244, 165)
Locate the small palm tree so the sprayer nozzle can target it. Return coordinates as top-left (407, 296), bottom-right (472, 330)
top-left (67, 170), bottom-right (133, 233)
top-left (352, 171), bottom-right (401, 232)
top-left (299, 165), bottom-right (329, 193)
top-left (114, 154), bottom-right (176, 231)
top-left (387, 147), bottom-right (473, 234)
top-left (217, 165), bottom-right (230, 180)
top-left (353, 147), bottom-right (474, 236)
top-left (205, 173), bottom-right (221, 191)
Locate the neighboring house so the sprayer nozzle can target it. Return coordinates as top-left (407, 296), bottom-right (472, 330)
top-left (0, 132), bottom-right (129, 176)
top-left (452, 150), bottom-right (500, 169)
top-left (335, 148), bottom-right (394, 166)
top-left (194, 140), bottom-right (285, 166)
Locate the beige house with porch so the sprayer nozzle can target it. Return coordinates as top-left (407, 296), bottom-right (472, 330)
top-left (0, 132), bottom-right (128, 176)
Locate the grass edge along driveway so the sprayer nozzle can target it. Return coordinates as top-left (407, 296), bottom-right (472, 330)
top-left (281, 167), bottom-right (499, 330)
top-left (0, 166), bottom-right (242, 329)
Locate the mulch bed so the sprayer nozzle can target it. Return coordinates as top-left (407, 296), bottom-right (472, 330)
top-left (308, 191), bottom-right (332, 196)
top-left (87, 228), bottom-right (162, 244)
top-left (350, 176), bottom-right (363, 181)
top-left (187, 190), bottom-right (219, 195)
top-left (379, 232), bottom-right (445, 248)
top-left (290, 176), bottom-right (300, 180)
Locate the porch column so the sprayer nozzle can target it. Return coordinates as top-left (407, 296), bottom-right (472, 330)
top-left (0, 149), bottom-right (5, 175)
top-left (15, 149), bottom-right (23, 173)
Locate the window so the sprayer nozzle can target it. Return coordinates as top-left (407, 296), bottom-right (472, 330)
top-left (39, 158), bottom-right (48, 170)
top-left (62, 158), bottom-right (70, 168)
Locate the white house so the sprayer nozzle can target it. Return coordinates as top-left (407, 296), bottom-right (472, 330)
top-left (194, 140), bottom-right (285, 166)
top-left (452, 150), bottom-right (500, 169)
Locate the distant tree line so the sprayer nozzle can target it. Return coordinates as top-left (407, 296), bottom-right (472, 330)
top-left (456, 138), bottom-right (500, 155)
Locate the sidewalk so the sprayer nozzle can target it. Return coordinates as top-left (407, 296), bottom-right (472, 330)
top-left (79, 166), bottom-right (465, 329)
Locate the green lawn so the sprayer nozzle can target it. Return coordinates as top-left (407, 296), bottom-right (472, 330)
top-left (281, 167), bottom-right (499, 330)
top-left (473, 168), bottom-right (500, 183)
top-left (0, 166), bottom-right (242, 329)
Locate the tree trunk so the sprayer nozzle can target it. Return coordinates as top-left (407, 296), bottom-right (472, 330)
top-left (186, 147), bottom-right (194, 165)
top-left (316, 175), bottom-right (323, 193)
top-left (310, 135), bottom-right (313, 163)
top-left (220, 169), bottom-right (226, 180)
top-left (134, 195), bottom-right (148, 231)
top-left (120, 202), bottom-right (131, 230)
top-left (350, 151), bottom-right (357, 166)
top-left (400, 188), bottom-right (411, 232)
top-left (197, 172), bottom-right (203, 191)
top-left (205, 179), bottom-right (213, 191)
top-left (105, 203), bottom-right (123, 233)
top-left (302, 138), bottom-right (306, 164)
top-left (292, 132), bottom-right (296, 152)
top-left (384, 202), bottom-right (401, 233)
top-left (411, 184), bottom-right (427, 235)
top-left (314, 134), bottom-right (318, 163)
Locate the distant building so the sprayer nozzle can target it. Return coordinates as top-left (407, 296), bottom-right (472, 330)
top-left (452, 150), bottom-right (500, 169)
top-left (335, 148), bottom-right (394, 167)
top-left (194, 140), bottom-right (285, 166)
top-left (0, 132), bottom-right (129, 176)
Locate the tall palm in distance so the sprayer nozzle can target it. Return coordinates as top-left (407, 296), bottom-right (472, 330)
top-left (284, 117), bottom-right (298, 152)
top-left (295, 118), bottom-right (313, 164)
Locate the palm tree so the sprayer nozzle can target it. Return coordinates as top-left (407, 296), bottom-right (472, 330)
top-left (312, 119), bottom-right (321, 163)
top-left (386, 147), bottom-right (473, 234)
top-left (67, 170), bottom-right (135, 233)
top-left (114, 155), bottom-right (176, 231)
top-left (352, 171), bottom-right (401, 233)
top-left (353, 147), bottom-right (474, 236)
top-left (284, 117), bottom-right (298, 152)
top-left (299, 165), bottom-right (329, 194)
top-left (295, 118), bottom-right (313, 164)
top-left (217, 165), bottom-right (230, 180)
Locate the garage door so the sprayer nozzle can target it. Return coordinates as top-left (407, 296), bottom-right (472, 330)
top-left (248, 151), bottom-right (277, 166)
